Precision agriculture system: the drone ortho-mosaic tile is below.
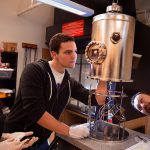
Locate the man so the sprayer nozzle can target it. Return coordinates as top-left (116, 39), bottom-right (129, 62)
top-left (4, 33), bottom-right (107, 149)
top-left (132, 92), bottom-right (150, 115)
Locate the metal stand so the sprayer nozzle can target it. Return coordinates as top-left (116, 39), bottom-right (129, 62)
top-left (88, 81), bottom-right (129, 141)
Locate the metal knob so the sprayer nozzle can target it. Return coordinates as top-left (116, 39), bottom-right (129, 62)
top-left (110, 32), bottom-right (121, 44)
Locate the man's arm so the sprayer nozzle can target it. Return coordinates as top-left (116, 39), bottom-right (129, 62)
top-left (70, 78), bottom-right (107, 105)
top-left (95, 81), bottom-right (107, 105)
top-left (37, 111), bottom-right (69, 136)
top-left (37, 111), bottom-right (90, 139)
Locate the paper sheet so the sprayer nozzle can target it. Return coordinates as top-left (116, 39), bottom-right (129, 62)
top-left (125, 141), bottom-right (150, 150)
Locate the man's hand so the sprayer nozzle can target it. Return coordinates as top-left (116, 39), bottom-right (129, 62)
top-left (95, 81), bottom-right (107, 105)
top-left (69, 124), bottom-right (89, 139)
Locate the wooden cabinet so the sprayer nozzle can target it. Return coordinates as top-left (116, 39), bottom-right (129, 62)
top-left (0, 51), bottom-right (18, 110)
top-left (60, 109), bottom-right (87, 126)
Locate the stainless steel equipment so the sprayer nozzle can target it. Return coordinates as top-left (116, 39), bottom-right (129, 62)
top-left (90, 120), bottom-right (129, 141)
top-left (85, 2), bottom-right (136, 142)
top-left (85, 3), bottom-right (135, 82)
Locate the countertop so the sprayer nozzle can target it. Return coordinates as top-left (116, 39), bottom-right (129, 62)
top-left (58, 128), bottom-right (150, 150)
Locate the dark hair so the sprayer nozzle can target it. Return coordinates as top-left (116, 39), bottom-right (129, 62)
top-left (49, 33), bottom-right (75, 53)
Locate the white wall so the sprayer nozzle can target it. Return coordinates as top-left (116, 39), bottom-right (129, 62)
top-left (0, 0), bottom-right (54, 89)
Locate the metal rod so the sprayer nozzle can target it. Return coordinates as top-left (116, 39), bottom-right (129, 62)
top-left (117, 85), bottom-right (125, 140)
top-left (87, 85), bottom-right (92, 130)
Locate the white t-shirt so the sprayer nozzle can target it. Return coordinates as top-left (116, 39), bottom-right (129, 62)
top-left (49, 61), bottom-right (64, 85)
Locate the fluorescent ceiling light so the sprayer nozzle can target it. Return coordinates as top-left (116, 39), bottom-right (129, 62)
top-left (37, 0), bottom-right (94, 17)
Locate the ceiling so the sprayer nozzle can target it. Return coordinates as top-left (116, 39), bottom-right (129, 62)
top-left (17, 0), bottom-right (150, 27)
top-left (16, 0), bottom-right (54, 26)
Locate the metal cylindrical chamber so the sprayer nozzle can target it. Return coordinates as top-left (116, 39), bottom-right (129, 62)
top-left (85, 12), bottom-right (135, 82)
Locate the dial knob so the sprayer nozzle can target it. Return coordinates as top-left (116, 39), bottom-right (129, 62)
top-left (111, 32), bottom-right (121, 44)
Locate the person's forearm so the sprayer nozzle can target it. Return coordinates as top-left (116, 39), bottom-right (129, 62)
top-left (95, 81), bottom-right (107, 105)
top-left (37, 111), bottom-right (69, 136)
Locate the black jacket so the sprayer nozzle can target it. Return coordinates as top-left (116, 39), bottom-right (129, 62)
top-left (0, 108), bottom-right (5, 139)
top-left (4, 59), bottom-right (97, 144)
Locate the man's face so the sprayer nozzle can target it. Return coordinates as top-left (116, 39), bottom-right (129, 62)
top-left (134, 93), bottom-right (150, 115)
top-left (52, 41), bottom-right (77, 69)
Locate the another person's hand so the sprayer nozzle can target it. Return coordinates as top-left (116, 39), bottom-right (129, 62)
top-left (132, 93), bottom-right (150, 115)
top-left (69, 124), bottom-right (89, 139)
top-left (1, 131), bottom-right (38, 149)
top-left (4, 131), bottom-right (33, 141)
top-left (0, 138), bottom-right (30, 150)
top-left (21, 136), bottom-right (39, 149)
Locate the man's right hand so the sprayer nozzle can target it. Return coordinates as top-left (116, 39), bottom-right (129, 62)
top-left (69, 124), bottom-right (90, 139)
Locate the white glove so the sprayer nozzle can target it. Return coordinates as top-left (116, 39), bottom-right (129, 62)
top-left (69, 124), bottom-right (90, 139)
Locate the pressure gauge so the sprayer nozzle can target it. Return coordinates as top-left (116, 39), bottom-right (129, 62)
top-left (85, 41), bottom-right (107, 64)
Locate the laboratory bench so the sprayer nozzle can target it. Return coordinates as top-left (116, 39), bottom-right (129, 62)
top-left (53, 98), bottom-right (150, 149)
top-left (56, 128), bottom-right (150, 150)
